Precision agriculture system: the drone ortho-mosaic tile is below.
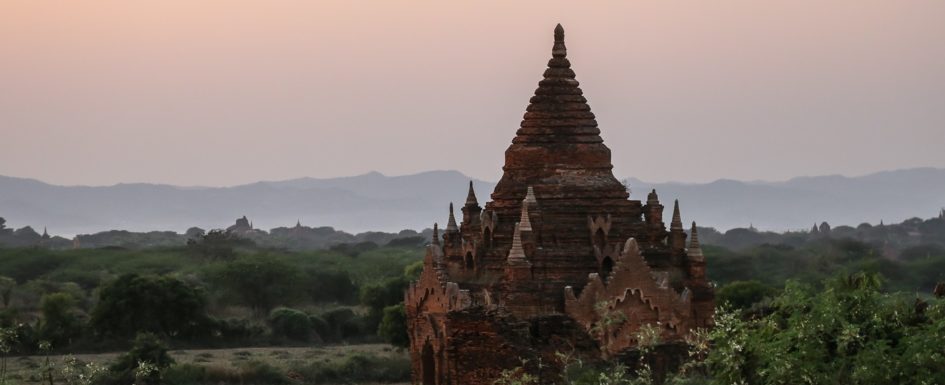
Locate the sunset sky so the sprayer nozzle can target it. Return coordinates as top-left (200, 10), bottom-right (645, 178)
top-left (2, 1), bottom-right (944, 186)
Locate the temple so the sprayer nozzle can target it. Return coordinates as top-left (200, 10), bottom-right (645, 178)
top-left (405, 24), bottom-right (714, 385)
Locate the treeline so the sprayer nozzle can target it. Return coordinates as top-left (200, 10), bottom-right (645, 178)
top-left (697, 214), bottom-right (945, 254)
top-left (0, 231), bottom-right (422, 355)
top-left (0, 215), bottom-right (432, 251)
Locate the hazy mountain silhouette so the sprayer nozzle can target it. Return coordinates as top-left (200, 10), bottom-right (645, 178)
top-left (1, 168), bottom-right (943, 236)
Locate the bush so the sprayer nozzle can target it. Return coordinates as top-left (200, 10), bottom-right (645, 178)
top-left (37, 292), bottom-right (82, 348)
top-left (319, 308), bottom-right (364, 341)
top-left (715, 280), bottom-right (777, 310)
top-left (377, 304), bottom-right (407, 347)
top-left (107, 332), bottom-right (175, 385)
top-left (89, 274), bottom-right (209, 340)
top-left (207, 255), bottom-right (304, 317)
top-left (269, 307), bottom-right (313, 342)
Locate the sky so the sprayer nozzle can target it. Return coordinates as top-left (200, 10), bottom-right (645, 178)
top-left (2, 0), bottom-right (944, 187)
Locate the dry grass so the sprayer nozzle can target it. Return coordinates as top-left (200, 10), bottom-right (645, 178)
top-left (4, 344), bottom-right (408, 384)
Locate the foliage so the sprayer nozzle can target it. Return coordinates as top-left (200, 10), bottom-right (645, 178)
top-left (705, 272), bottom-right (945, 385)
top-left (207, 255), bottom-right (304, 317)
top-left (359, 276), bottom-right (409, 333)
top-left (377, 304), bottom-right (408, 347)
top-left (268, 307), bottom-right (313, 342)
top-left (37, 292), bottom-right (82, 347)
top-left (186, 229), bottom-right (254, 261)
top-left (107, 333), bottom-right (174, 385)
top-left (715, 280), bottom-right (777, 310)
top-left (89, 274), bottom-right (209, 340)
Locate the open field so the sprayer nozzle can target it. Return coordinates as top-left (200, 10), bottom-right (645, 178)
top-left (5, 344), bottom-right (410, 384)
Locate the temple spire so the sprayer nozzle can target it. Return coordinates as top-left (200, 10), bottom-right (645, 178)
top-left (432, 223), bottom-right (440, 245)
top-left (508, 223), bottom-right (528, 263)
top-left (671, 200), bottom-right (683, 230)
top-left (465, 181), bottom-right (478, 206)
top-left (446, 203), bottom-right (459, 232)
top-left (519, 199), bottom-right (533, 232)
top-left (688, 222), bottom-right (704, 260)
top-left (524, 186), bottom-right (537, 205)
top-left (553, 24), bottom-right (566, 58)
top-left (647, 189), bottom-right (660, 205)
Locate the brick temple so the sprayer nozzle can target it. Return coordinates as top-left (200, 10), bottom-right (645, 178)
top-left (405, 24), bottom-right (714, 385)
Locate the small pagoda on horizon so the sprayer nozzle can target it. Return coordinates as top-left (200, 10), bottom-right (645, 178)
top-left (405, 24), bottom-right (714, 385)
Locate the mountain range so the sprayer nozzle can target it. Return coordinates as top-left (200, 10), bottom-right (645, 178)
top-left (1, 168), bottom-right (943, 237)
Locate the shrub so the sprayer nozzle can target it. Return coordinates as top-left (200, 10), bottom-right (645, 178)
top-left (107, 333), bottom-right (174, 385)
top-left (377, 304), bottom-right (407, 347)
top-left (37, 292), bottom-right (82, 348)
top-left (269, 307), bottom-right (313, 342)
top-left (89, 274), bottom-right (209, 340)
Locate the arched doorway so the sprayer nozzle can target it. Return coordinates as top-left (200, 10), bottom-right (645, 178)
top-left (422, 342), bottom-right (436, 385)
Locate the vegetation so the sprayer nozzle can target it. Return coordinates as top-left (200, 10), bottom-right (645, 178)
top-left (0, 214), bottom-right (943, 384)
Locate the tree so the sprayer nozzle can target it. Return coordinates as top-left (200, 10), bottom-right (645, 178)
top-left (37, 292), bottom-right (82, 347)
top-left (186, 229), bottom-right (253, 261)
top-left (209, 255), bottom-right (303, 317)
top-left (109, 333), bottom-right (174, 385)
top-left (706, 273), bottom-right (945, 385)
top-left (0, 277), bottom-right (14, 308)
top-left (378, 304), bottom-right (407, 347)
top-left (716, 280), bottom-right (777, 310)
top-left (269, 307), bottom-right (313, 342)
top-left (89, 274), bottom-right (208, 339)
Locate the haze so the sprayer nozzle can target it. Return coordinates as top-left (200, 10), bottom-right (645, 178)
top-left (2, 1), bottom-right (944, 187)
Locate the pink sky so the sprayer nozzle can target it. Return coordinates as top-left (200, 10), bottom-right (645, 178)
top-left (2, 1), bottom-right (944, 186)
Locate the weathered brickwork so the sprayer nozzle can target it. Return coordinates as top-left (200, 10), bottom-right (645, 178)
top-left (405, 24), bottom-right (714, 385)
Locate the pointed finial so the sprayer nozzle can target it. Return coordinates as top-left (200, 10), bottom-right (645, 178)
top-left (296, 219), bottom-right (301, 227)
top-left (508, 223), bottom-right (528, 263)
top-left (432, 223), bottom-right (440, 245)
top-left (519, 199), bottom-right (533, 232)
top-left (465, 181), bottom-right (478, 206)
top-left (552, 24), bottom-right (567, 58)
top-left (524, 186), bottom-right (538, 204)
top-left (688, 222), bottom-right (703, 260)
top-left (446, 203), bottom-right (459, 232)
top-left (671, 200), bottom-right (683, 230)
top-left (647, 189), bottom-right (660, 205)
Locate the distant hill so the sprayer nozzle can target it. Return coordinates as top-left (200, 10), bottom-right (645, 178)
top-left (1, 168), bottom-right (943, 236)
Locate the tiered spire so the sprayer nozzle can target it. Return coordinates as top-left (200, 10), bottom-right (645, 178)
top-left (524, 186), bottom-right (538, 204)
top-left (465, 181), bottom-right (478, 207)
top-left (491, 24), bottom-right (628, 204)
top-left (507, 223), bottom-right (528, 263)
top-left (647, 189), bottom-right (660, 205)
top-left (687, 222), bottom-right (704, 261)
top-left (446, 203), bottom-right (459, 232)
top-left (519, 199), bottom-right (533, 232)
top-left (432, 223), bottom-right (440, 246)
top-left (670, 200), bottom-right (683, 230)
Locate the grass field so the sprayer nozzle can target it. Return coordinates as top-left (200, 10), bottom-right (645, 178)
top-left (5, 344), bottom-right (410, 384)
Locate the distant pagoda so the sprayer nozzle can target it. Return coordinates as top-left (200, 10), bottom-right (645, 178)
top-left (406, 25), bottom-right (714, 385)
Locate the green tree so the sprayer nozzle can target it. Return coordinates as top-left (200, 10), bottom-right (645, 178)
top-left (377, 304), bottom-right (407, 347)
top-left (89, 274), bottom-right (208, 340)
top-left (37, 292), bottom-right (82, 348)
top-left (209, 255), bottom-right (303, 317)
top-left (706, 272), bottom-right (945, 385)
top-left (109, 333), bottom-right (174, 385)
top-left (0, 277), bottom-right (14, 309)
top-left (269, 307), bottom-right (313, 342)
top-left (715, 280), bottom-right (777, 310)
